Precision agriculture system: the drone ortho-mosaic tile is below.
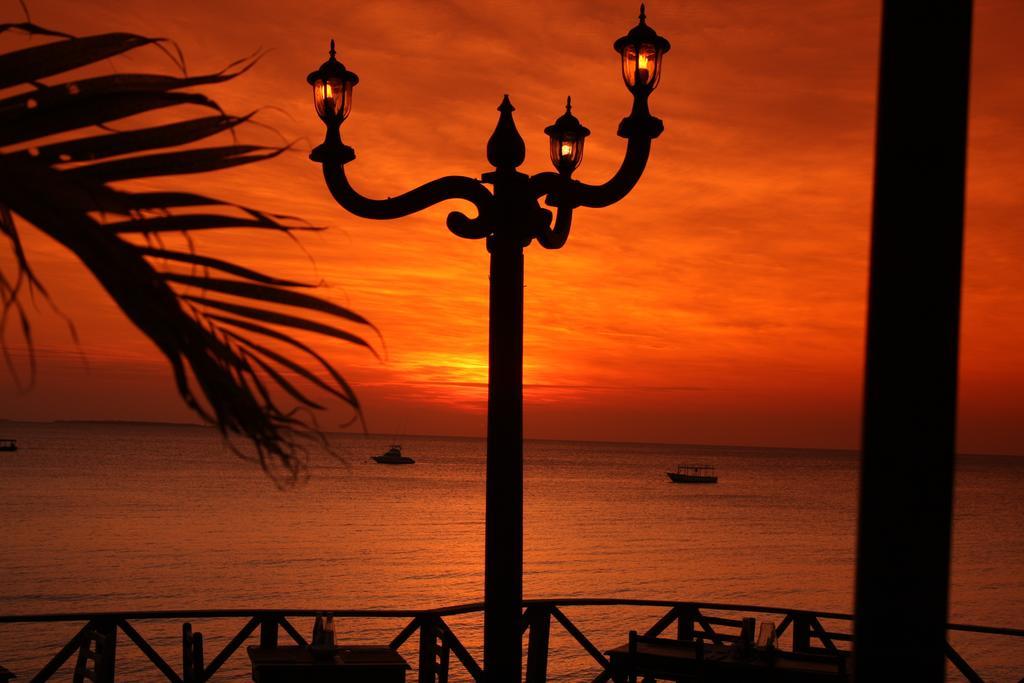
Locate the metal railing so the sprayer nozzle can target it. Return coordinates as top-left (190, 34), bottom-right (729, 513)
top-left (0, 599), bottom-right (1020, 682)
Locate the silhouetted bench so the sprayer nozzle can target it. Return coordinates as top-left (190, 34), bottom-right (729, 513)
top-left (607, 627), bottom-right (851, 682)
top-left (248, 644), bottom-right (409, 682)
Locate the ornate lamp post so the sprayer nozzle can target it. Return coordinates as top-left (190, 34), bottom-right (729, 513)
top-left (308, 6), bottom-right (669, 680)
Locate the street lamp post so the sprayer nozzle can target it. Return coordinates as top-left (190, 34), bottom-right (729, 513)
top-left (308, 6), bottom-right (669, 680)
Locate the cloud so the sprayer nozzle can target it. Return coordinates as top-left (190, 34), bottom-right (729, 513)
top-left (3, 0), bottom-right (1023, 453)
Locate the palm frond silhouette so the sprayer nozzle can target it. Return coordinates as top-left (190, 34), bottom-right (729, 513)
top-left (0, 22), bottom-right (373, 479)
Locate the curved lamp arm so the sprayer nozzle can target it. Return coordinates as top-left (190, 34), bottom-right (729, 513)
top-left (534, 202), bottom-right (574, 250)
top-left (530, 134), bottom-right (652, 211)
top-left (322, 163), bottom-right (494, 239)
top-left (575, 135), bottom-right (652, 208)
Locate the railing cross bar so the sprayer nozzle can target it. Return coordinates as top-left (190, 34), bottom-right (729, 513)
top-left (390, 616), bottom-right (421, 651)
top-left (550, 606), bottom-right (611, 671)
top-left (950, 622), bottom-right (1024, 638)
top-left (200, 616), bottom-right (259, 680)
top-left (278, 616), bottom-right (308, 648)
top-left (30, 621), bottom-right (92, 683)
top-left (944, 641), bottom-right (984, 683)
top-left (694, 614), bottom-right (724, 646)
top-left (437, 618), bottom-right (484, 682)
top-left (824, 631), bottom-right (853, 642)
top-left (643, 605), bottom-right (681, 638)
top-left (809, 616), bottom-right (838, 653)
top-left (116, 619), bottom-right (181, 682)
top-left (775, 613), bottom-right (794, 637)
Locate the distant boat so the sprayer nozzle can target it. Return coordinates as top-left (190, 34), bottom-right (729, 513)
top-left (373, 445), bottom-right (414, 465)
top-left (667, 463), bottom-right (717, 484)
top-left (0, 439), bottom-right (16, 452)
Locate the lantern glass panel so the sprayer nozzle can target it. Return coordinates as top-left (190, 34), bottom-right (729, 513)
top-left (549, 134), bottom-right (584, 172)
top-left (313, 77), bottom-right (353, 122)
top-left (620, 43), bottom-right (662, 90)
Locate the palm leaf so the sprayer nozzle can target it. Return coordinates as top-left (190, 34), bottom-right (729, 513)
top-left (223, 328), bottom-right (354, 408)
top-left (21, 114), bottom-right (252, 164)
top-left (166, 274), bottom-right (375, 329)
top-left (0, 23), bottom-right (73, 40)
top-left (65, 145), bottom-right (285, 182)
top-left (0, 24), bottom-right (372, 479)
top-left (137, 247), bottom-right (312, 287)
top-left (107, 213), bottom-right (315, 234)
top-left (0, 32), bottom-right (159, 88)
top-left (181, 295), bottom-right (378, 358)
top-left (205, 313), bottom-right (360, 406)
top-left (0, 207), bottom-right (37, 389)
top-left (0, 92), bottom-right (224, 145)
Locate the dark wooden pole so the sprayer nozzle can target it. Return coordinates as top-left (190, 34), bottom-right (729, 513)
top-left (484, 236), bottom-right (524, 682)
top-left (854, 2), bottom-right (973, 681)
top-left (525, 607), bottom-right (551, 683)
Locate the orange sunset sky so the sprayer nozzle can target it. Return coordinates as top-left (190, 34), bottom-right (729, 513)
top-left (1, 1), bottom-right (1022, 454)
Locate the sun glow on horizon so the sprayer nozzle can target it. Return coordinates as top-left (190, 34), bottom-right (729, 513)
top-left (2, 0), bottom-right (1023, 454)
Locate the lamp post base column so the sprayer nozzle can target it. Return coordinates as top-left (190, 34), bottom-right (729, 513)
top-left (483, 236), bottom-right (524, 683)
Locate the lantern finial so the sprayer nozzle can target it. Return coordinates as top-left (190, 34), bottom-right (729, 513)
top-left (498, 94), bottom-right (515, 114)
top-left (614, 4), bottom-right (670, 94)
top-left (488, 95), bottom-right (526, 171)
top-left (545, 96), bottom-right (591, 174)
top-left (329, 39), bottom-right (336, 59)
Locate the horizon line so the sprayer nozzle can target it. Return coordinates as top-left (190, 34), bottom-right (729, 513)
top-left (2, 418), bottom-right (1021, 459)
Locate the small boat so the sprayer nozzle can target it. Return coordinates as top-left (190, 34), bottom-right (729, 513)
top-left (373, 445), bottom-right (415, 465)
top-left (667, 463), bottom-right (717, 484)
top-left (0, 439), bottom-right (16, 452)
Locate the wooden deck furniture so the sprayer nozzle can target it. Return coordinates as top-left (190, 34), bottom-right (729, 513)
top-left (248, 644), bottom-right (410, 682)
top-left (2, 600), bottom-right (1015, 682)
top-left (72, 625), bottom-right (115, 683)
top-left (614, 631), bottom-right (706, 682)
top-left (607, 629), bottom-right (851, 683)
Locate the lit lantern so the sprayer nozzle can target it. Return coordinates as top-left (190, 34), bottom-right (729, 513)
top-left (307, 39), bottom-right (359, 125)
top-left (544, 97), bottom-right (591, 174)
top-left (613, 4), bottom-right (671, 93)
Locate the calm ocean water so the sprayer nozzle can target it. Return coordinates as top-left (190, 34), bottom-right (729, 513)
top-left (0, 421), bottom-right (1020, 680)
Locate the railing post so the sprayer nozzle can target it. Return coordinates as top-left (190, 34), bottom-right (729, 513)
top-left (792, 615), bottom-right (811, 653)
top-left (259, 615), bottom-right (279, 649)
top-left (526, 606), bottom-right (551, 683)
top-left (676, 605), bottom-right (696, 642)
top-left (418, 616), bottom-right (438, 683)
top-left (96, 617), bottom-right (117, 683)
top-left (437, 639), bottom-right (450, 683)
top-left (182, 622), bottom-right (206, 683)
top-left (193, 632), bottom-right (205, 683)
top-left (183, 623), bottom-right (194, 683)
